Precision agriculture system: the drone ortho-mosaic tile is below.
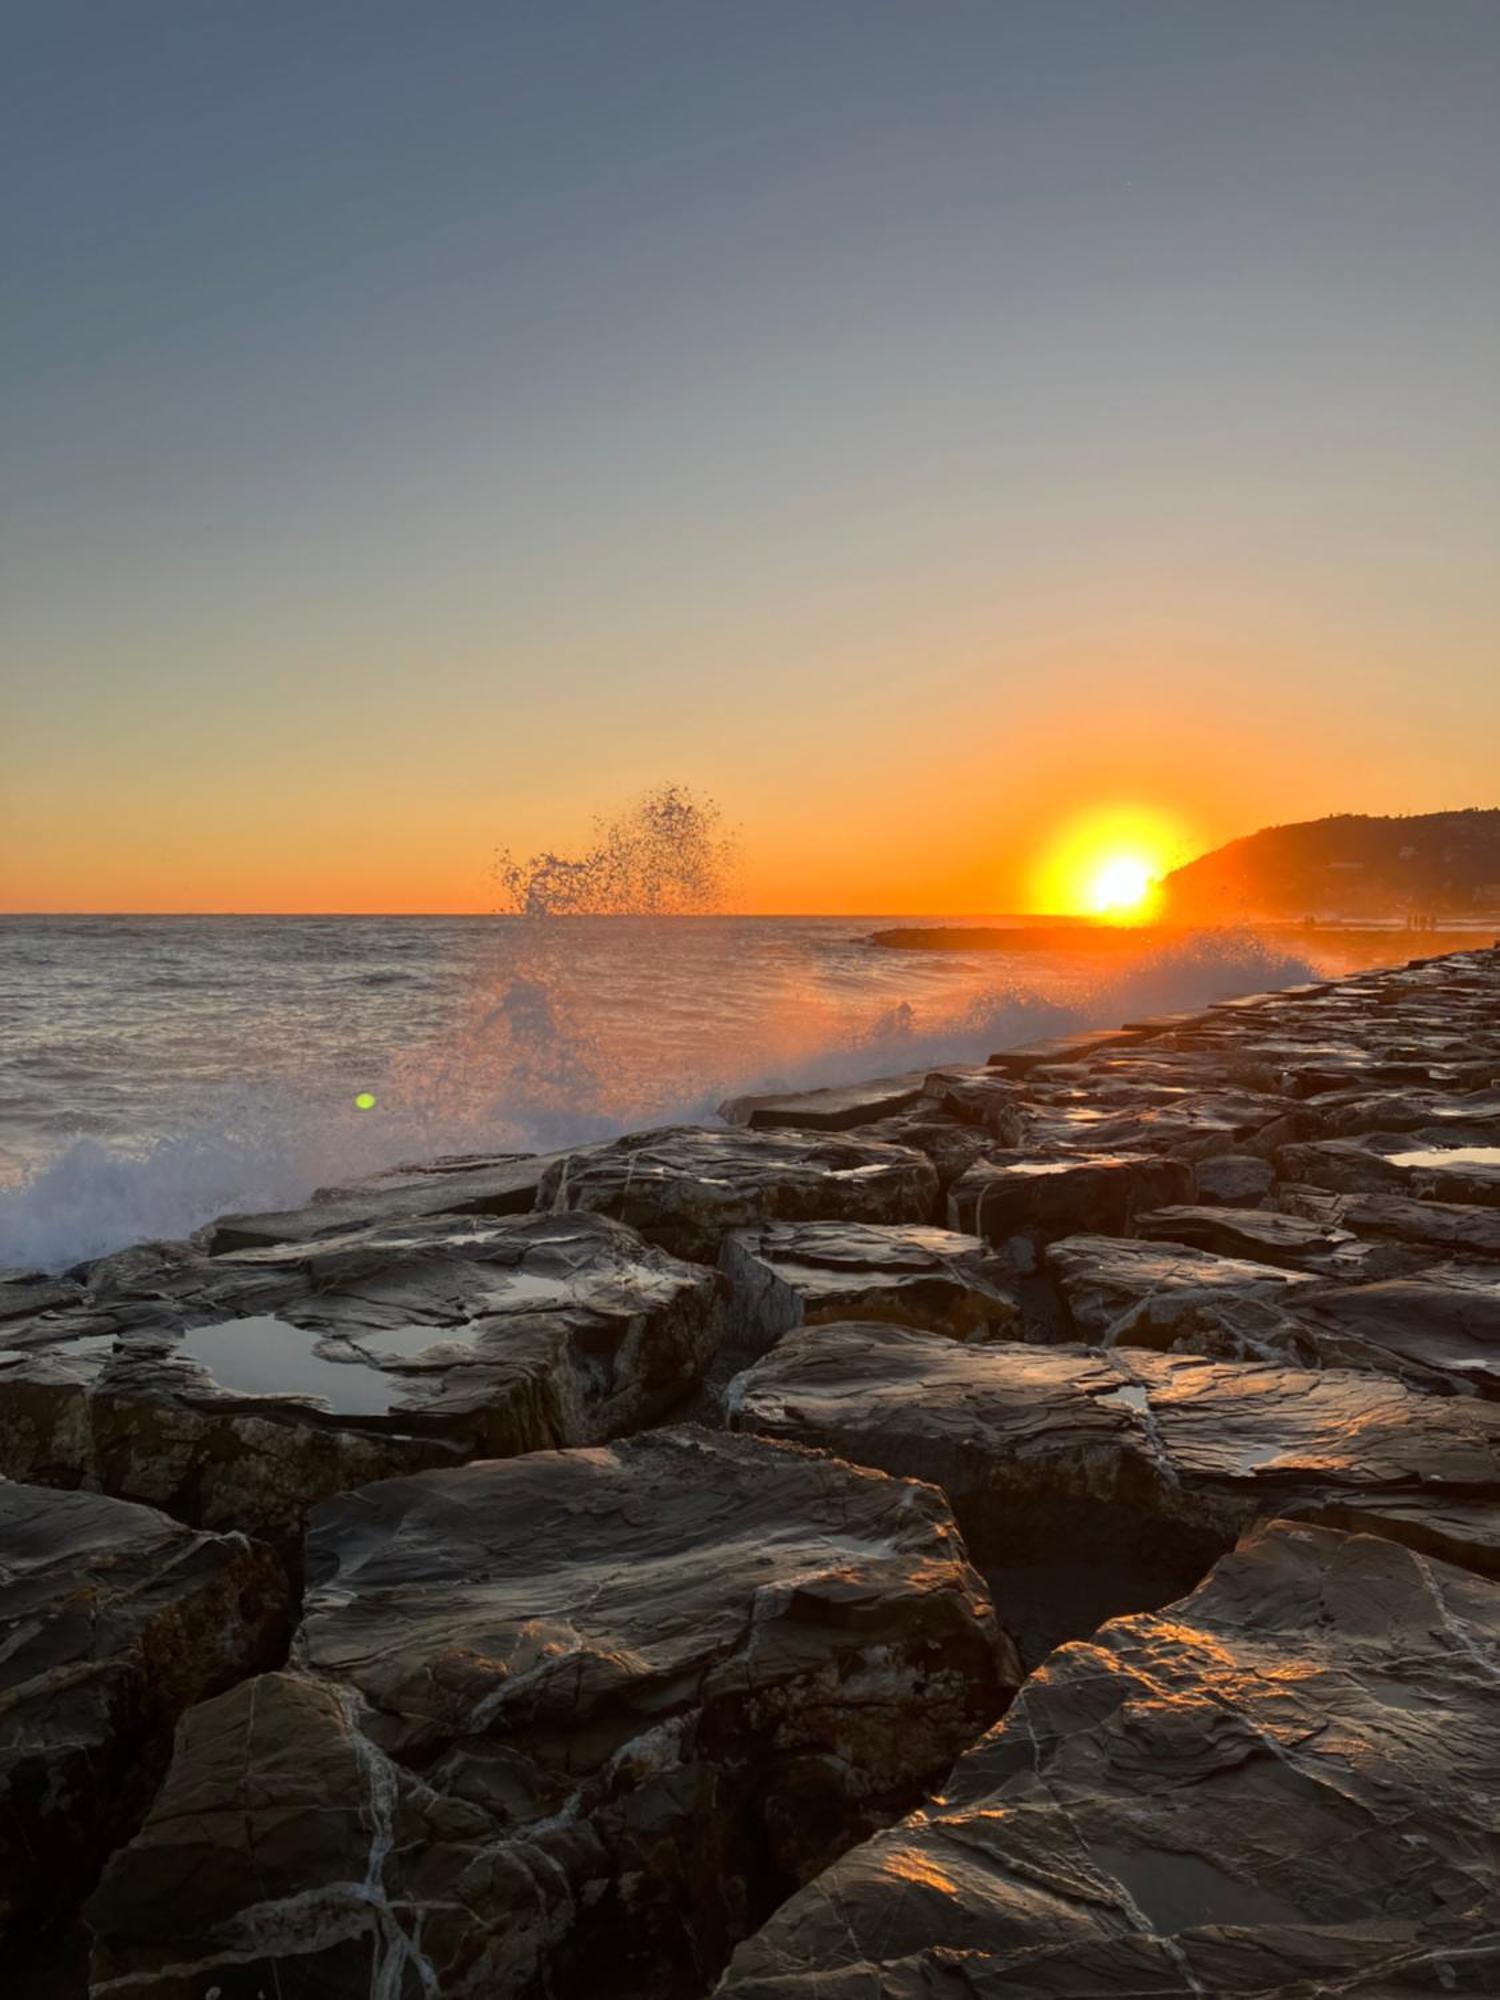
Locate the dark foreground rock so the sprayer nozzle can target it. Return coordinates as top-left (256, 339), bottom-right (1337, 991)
top-left (1284, 1186), bottom-right (1500, 1259)
top-left (948, 1152), bottom-right (1190, 1244)
top-left (1280, 1136), bottom-right (1500, 1204)
top-left (0, 1482), bottom-right (288, 1958)
top-left (206, 1150), bottom-right (563, 1250)
top-left (719, 1073), bottom-right (928, 1132)
top-left (919, 1067), bottom-right (1026, 1144)
top-left (1045, 1231), bottom-right (1318, 1339)
top-left (721, 1221), bottom-right (1020, 1352)
top-left (1136, 1200), bottom-right (1406, 1277)
top-left (1049, 1226), bottom-right (1500, 1398)
top-left (729, 1321), bottom-right (1500, 1654)
top-left (85, 1429), bottom-right (1015, 2000)
top-left (1192, 1151), bottom-right (1275, 1203)
top-left (1295, 1264), bottom-right (1500, 1398)
top-left (537, 1124), bottom-right (938, 1261)
top-left (717, 1521), bottom-right (1500, 1996)
top-left (0, 1213), bottom-right (722, 1542)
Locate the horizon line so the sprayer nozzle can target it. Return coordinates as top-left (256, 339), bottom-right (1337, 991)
top-left (0, 907), bottom-right (1086, 922)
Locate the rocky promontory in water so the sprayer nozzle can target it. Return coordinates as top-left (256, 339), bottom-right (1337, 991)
top-left (3, 945), bottom-right (1500, 1994)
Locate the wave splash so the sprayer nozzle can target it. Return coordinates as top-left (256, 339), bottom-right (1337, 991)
top-left (0, 791), bottom-right (1318, 1274)
top-left (0, 931), bottom-right (1313, 1276)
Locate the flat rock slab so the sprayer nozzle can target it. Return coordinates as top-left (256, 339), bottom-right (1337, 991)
top-left (0, 1213), bottom-right (723, 1541)
top-left (949, 1153), bottom-right (1190, 1243)
top-left (1136, 1202), bottom-right (1403, 1279)
top-left (919, 1068), bottom-right (1025, 1143)
top-left (1042, 1233), bottom-right (1499, 1394)
top-left (1281, 1136), bottom-right (1500, 1203)
top-left (717, 1521), bottom-right (1500, 1997)
top-left (1060, 1083), bottom-right (1303, 1156)
top-left (1297, 1265), bottom-right (1500, 1398)
top-left (537, 1124), bottom-right (937, 1262)
top-left (721, 1222), bottom-right (1020, 1353)
top-left (207, 1150), bottom-right (559, 1251)
top-left (858, 1113), bottom-right (998, 1195)
top-left (984, 1029), bottom-right (1143, 1072)
top-left (728, 1321), bottom-right (1500, 1583)
top-left (1045, 1232), bottom-right (1316, 1340)
top-left (86, 1428), bottom-right (1015, 2000)
top-left (0, 1481), bottom-right (288, 1954)
top-left (1294, 1187), bottom-right (1500, 1259)
top-left (1315, 1087), bottom-right (1500, 1136)
top-left (718, 1073), bottom-right (928, 1133)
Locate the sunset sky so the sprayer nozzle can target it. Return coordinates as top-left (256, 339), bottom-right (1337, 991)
top-left (5, 2), bottom-right (1498, 914)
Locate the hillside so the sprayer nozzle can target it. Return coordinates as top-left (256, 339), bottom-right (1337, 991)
top-left (1159, 810), bottom-right (1500, 921)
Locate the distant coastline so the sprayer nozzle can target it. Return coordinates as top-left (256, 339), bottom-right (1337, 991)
top-left (870, 919), bottom-right (1500, 953)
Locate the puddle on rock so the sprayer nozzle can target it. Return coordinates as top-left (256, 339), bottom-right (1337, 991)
top-left (1389, 1147), bottom-right (1500, 1170)
top-left (177, 1316), bottom-right (398, 1415)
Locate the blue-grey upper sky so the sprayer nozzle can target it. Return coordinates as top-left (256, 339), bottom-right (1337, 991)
top-left (5, 2), bottom-right (1498, 909)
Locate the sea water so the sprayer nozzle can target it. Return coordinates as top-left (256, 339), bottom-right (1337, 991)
top-left (0, 911), bottom-right (1385, 1272)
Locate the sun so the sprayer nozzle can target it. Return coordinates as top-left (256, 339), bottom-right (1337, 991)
top-left (1085, 853), bottom-right (1156, 918)
top-left (1029, 805), bottom-right (1195, 924)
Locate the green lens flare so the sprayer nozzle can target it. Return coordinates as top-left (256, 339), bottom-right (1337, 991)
top-left (354, 1092), bottom-right (377, 1111)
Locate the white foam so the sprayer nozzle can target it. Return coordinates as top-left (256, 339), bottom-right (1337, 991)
top-left (0, 929), bottom-right (1317, 1275)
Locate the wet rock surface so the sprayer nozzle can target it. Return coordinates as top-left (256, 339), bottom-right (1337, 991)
top-left (721, 1220), bottom-right (1021, 1352)
top-left (537, 1123), bottom-right (938, 1261)
top-left (715, 1520), bottom-right (1500, 1997)
top-left (85, 1428), bottom-right (1014, 1999)
top-left (1135, 1200), bottom-right (1405, 1277)
top-left (0, 1482), bottom-right (289, 1959)
top-left (0, 1212), bottom-right (723, 1541)
top-left (1281, 1134), bottom-right (1500, 1203)
top-left (919, 1067), bottom-right (1026, 1144)
top-left (1045, 1230), bottom-right (1318, 1339)
top-left (728, 1319), bottom-right (1500, 1637)
top-left (1285, 1184), bottom-right (1500, 1257)
top-left (719, 1073), bottom-right (928, 1132)
top-left (1296, 1265), bottom-right (1500, 1398)
top-left (948, 1151), bottom-right (1190, 1243)
top-left (206, 1150), bottom-right (562, 1251)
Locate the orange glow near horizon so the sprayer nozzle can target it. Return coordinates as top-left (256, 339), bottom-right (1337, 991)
top-left (1029, 805), bottom-right (1197, 923)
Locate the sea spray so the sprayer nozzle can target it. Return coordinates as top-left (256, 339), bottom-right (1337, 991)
top-left (0, 934), bottom-right (1317, 1273)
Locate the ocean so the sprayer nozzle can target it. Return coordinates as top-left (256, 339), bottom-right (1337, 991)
top-left (0, 913), bottom-right (1398, 1273)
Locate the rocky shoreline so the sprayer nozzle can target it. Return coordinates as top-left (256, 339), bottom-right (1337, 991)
top-left (3, 944), bottom-right (1499, 1994)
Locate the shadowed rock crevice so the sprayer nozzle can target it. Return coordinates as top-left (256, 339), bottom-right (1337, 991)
top-left (715, 1521), bottom-right (1500, 1996)
top-left (729, 1318), bottom-right (1500, 1656)
top-left (0, 1482), bottom-right (291, 1973)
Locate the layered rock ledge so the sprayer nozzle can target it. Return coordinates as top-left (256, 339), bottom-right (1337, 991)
top-left (729, 1320), bottom-right (1500, 1655)
top-left (717, 1519), bottom-right (1500, 1997)
top-left (537, 1123), bottom-right (939, 1262)
top-left (0, 1212), bottom-right (722, 1543)
top-left (720, 1220), bottom-right (1020, 1352)
top-left (84, 1428), bottom-right (1014, 1999)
